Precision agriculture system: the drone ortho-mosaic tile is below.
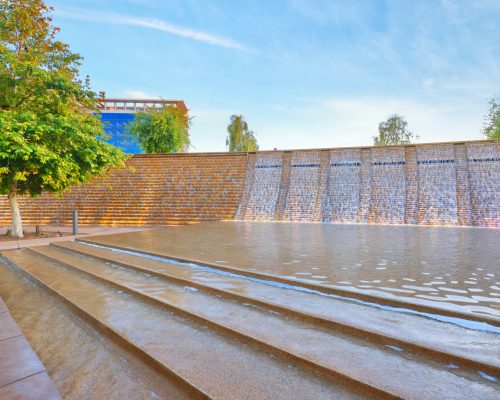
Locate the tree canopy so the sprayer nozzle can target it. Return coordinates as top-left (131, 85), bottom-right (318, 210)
top-left (226, 114), bottom-right (259, 152)
top-left (126, 105), bottom-right (190, 153)
top-left (373, 114), bottom-right (418, 146)
top-left (0, 0), bottom-right (126, 237)
top-left (482, 96), bottom-right (500, 140)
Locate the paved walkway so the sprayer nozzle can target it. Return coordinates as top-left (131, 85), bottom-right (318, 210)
top-left (0, 226), bottom-right (154, 251)
top-left (0, 297), bottom-right (61, 399)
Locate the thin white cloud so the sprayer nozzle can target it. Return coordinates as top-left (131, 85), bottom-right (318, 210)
top-left (55, 9), bottom-right (253, 52)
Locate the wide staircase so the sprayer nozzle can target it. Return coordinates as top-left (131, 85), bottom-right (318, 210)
top-left (1, 239), bottom-right (499, 399)
top-left (0, 153), bottom-right (248, 226)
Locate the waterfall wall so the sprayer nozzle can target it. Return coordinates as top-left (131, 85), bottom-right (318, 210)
top-left (236, 141), bottom-right (499, 227)
top-left (0, 140), bottom-right (498, 227)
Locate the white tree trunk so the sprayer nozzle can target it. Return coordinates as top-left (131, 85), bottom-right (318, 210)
top-left (8, 190), bottom-right (24, 238)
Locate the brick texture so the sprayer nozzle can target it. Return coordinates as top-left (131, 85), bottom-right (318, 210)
top-left (0, 153), bottom-right (247, 226)
top-left (0, 141), bottom-right (498, 228)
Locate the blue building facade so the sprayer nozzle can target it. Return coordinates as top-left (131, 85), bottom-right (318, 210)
top-left (100, 112), bottom-right (142, 154)
top-left (97, 98), bottom-right (188, 154)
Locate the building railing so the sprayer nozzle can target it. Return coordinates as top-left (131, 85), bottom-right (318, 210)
top-left (97, 98), bottom-right (188, 113)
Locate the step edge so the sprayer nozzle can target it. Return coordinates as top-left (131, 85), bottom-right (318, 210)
top-left (50, 241), bottom-right (500, 375)
top-left (76, 238), bottom-right (500, 328)
top-left (0, 251), bottom-right (213, 400)
top-left (28, 246), bottom-right (403, 400)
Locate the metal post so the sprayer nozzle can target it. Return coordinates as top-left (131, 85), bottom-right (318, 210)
top-left (72, 210), bottom-right (78, 235)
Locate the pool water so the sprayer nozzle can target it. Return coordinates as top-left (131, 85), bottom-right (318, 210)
top-left (87, 222), bottom-right (500, 319)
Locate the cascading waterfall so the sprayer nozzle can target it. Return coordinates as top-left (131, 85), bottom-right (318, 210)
top-left (236, 141), bottom-right (499, 227)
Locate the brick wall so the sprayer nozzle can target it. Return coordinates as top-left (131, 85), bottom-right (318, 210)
top-left (0, 153), bottom-right (248, 226)
top-left (0, 140), bottom-right (498, 227)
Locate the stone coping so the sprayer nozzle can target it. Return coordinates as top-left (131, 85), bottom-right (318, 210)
top-left (0, 297), bottom-right (61, 399)
top-left (130, 139), bottom-right (498, 157)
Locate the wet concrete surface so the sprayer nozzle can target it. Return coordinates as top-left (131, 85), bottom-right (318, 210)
top-left (0, 259), bottom-right (194, 400)
top-left (52, 240), bottom-right (500, 370)
top-left (3, 249), bottom-right (366, 400)
top-left (1, 221), bottom-right (499, 399)
top-left (85, 222), bottom-right (500, 318)
top-left (0, 225), bottom-right (151, 251)
top-left (24, 244), bottom-right (500, 400)
top-left (0, 296), bottom-right (61, 400)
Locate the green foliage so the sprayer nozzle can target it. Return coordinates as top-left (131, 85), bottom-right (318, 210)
top-left (482, 96), bottom-right (500, 140)
top-left (126, 106), bottom-right (190, 153)
top-left (226, 114), bottom-right (259, 152)
top-left (0, 110), bottom-right (125, 195)
top-left (373, 114), bottom-right (418, 146)
top-left (0, 0), bottom-right (126, 233)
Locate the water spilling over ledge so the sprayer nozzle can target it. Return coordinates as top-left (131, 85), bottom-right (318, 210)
top-left (79, 222), bottom-right (500, 321)
top-left (237, 142), bottom-right (499, 226)
top-left (0, 140), bottom-right (498, 227)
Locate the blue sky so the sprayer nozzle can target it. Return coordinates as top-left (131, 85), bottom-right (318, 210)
top-left (52, 0), bottom-right (500, 151)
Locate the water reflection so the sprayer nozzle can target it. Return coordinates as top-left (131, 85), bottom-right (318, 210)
top-left (88, 222), bottom-right (500, 318)
top-left (0, 259), bottom-right (189, 400)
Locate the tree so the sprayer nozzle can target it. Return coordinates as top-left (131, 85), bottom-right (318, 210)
top-left (126, 106), bottom-right (190, 153)
top-left (373, 114), bottom-right (418, 146)
top-left (226, 115), bottom-right (259, 152)
top-left (0, 0), bottom-right (126, 237)
top-left (481, 96), bottom-right (500, 140)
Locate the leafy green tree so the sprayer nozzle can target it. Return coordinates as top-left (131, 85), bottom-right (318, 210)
top-left (482, 96), bottom-right (500, 140)
top-left (0, 0), bottom-right (126, 237)
top-left (373, 114), bottom-right (418, 146)
top-left (226, 114), bottom-right (259, 152)
top-left (126, 106), bottom-right (190, 153)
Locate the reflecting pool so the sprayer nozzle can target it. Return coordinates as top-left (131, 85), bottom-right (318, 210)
top-left (87, 222), bottom-right (500, 318)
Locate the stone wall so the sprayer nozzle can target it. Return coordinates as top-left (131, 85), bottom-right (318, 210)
top-left (0, 140), bottom-right (498, 227)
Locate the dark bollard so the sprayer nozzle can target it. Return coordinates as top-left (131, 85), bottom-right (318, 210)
top-left (72, 210), bottom-right (78, 235)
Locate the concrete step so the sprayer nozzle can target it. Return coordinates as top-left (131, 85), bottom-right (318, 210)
top-left (25, 245), bottom-right (500, 400)
top-left (0, 297), bottom-right (61, 400)
top-left (77, 237), bottom-right (500, 328)
top-left (3, 249), bottom-right (370, 400)
top-left (52, 240), bottom-right (500, 374)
